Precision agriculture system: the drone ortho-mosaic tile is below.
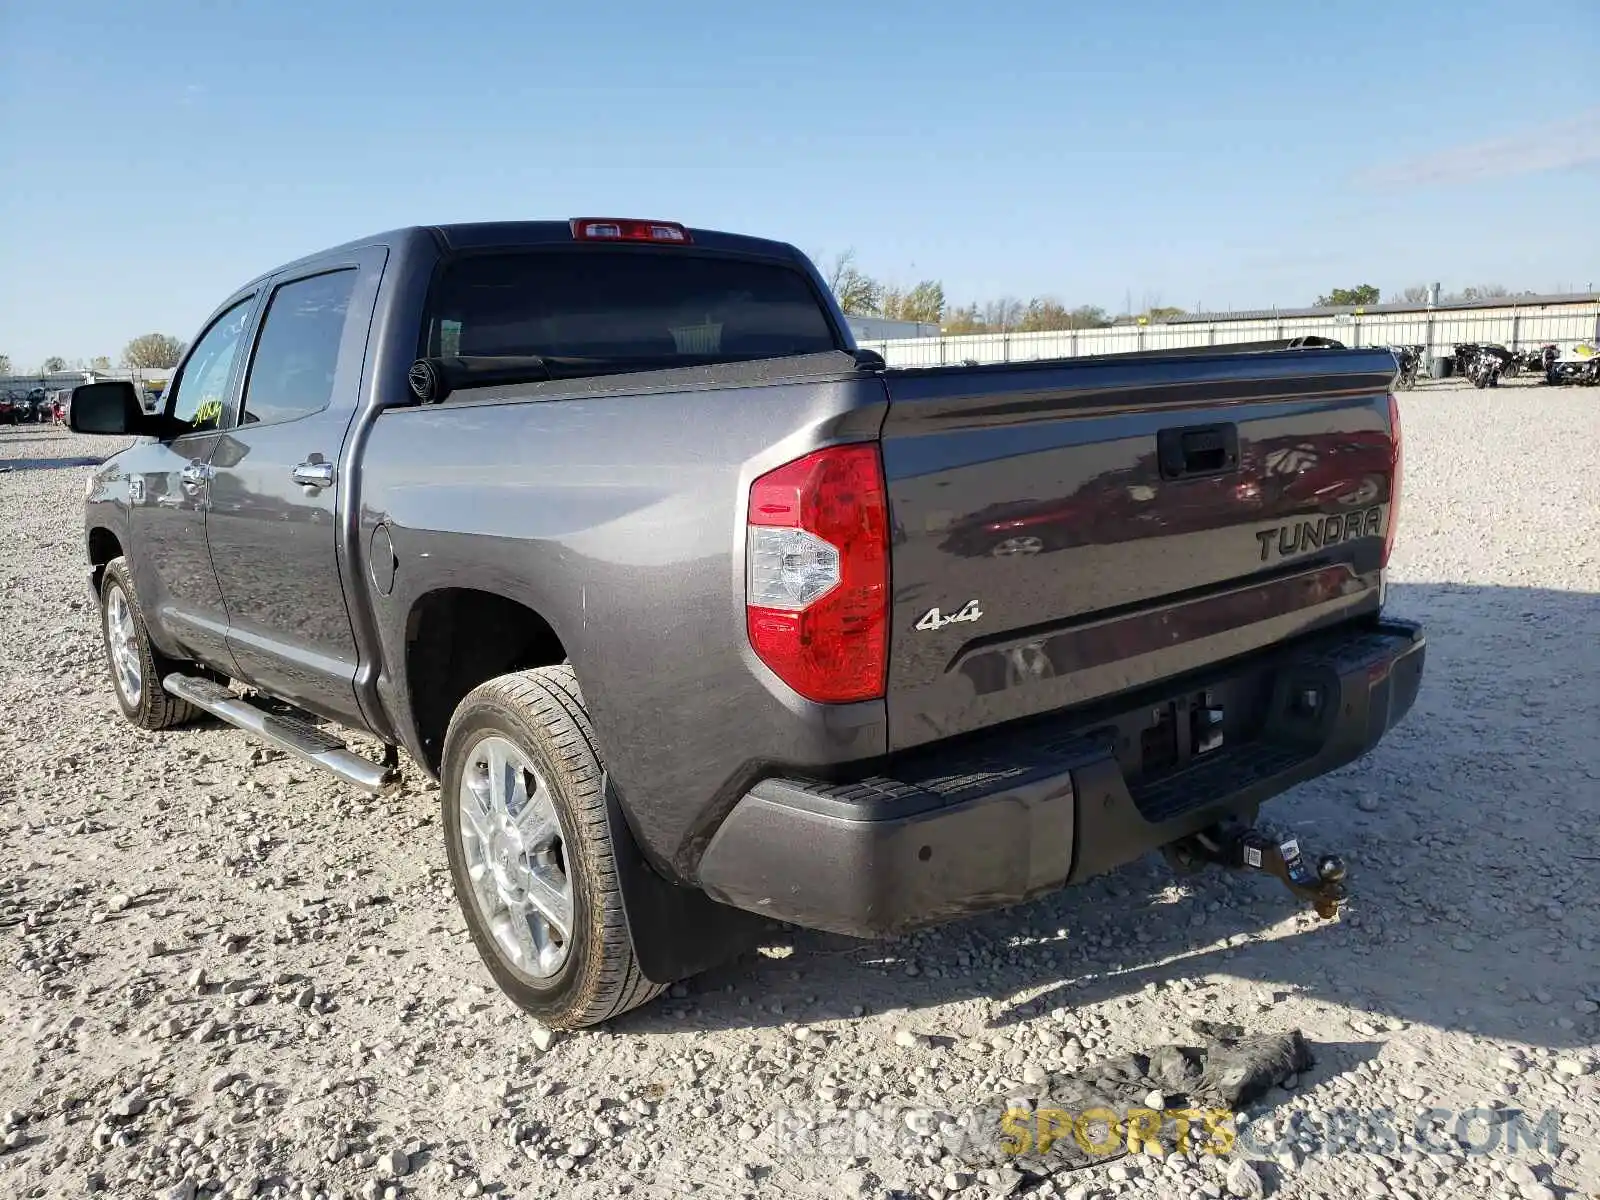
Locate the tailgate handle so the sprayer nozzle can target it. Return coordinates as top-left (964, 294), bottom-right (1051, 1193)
top-left (1158, 423), bottom-right (1239, 479)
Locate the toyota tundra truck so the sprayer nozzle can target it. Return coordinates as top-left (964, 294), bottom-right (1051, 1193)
top-left (70, 218), bottom-right (1424, 1028)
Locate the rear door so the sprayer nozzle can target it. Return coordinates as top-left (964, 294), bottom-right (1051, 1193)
top-left (205, 249), bottom-right (385, 726)
top-left (879, 348), bottom-right (1399, 751)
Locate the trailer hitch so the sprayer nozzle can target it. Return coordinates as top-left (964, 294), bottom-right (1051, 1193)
top-left (1165, 818), bottom-right (1349, 919)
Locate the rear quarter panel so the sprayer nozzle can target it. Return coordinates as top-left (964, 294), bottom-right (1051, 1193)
top-left (358, 365), bottom-right (889, 876)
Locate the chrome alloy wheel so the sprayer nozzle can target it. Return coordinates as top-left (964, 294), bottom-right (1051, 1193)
top-left (105, 583), bottom-right (143, 708)
top-left (1337, 475), bottom-right (1382, 507)
top-left (457, 735), bottom-right (573, 980)
top-left (991, 535), bottom-right (1045, 557)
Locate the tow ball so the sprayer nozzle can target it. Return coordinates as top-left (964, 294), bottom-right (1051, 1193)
top-left (1164, 818), bottom-right (1349, 919)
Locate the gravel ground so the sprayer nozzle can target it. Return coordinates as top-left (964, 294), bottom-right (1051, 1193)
top-left (2, 380), bottom-right (1598, 1200)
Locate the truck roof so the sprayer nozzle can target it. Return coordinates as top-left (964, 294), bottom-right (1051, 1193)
top-left (253, 221), bottom-right (807, 290)
top-left (429, 221), bottom-right (804, 259)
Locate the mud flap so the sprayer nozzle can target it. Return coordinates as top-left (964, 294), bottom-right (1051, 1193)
top-left (602, 776), bottom-right (770, 985)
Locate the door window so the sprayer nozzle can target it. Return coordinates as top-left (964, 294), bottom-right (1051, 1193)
top-left (239, 270), bottom-right (358, 427)
top-left (167, 299), bottom-right (253, 433)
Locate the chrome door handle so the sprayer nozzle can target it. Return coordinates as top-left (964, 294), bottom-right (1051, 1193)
top-left (292, 461), bottom-right (335, 489)
top-left (180, 461), bottom-right (211, 493)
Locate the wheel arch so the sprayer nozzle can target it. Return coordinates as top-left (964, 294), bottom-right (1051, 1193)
top-left (87, 526), bottom-right (124, 594)
top-left (400, 586), bottom-right (570, 776)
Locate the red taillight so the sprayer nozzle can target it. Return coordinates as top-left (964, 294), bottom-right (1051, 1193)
top-left (1383, 392), bottom-right (1402, 566)
top-left (569, 218), bottom-right (691, 244)
top-left (746, 445), bottom-right (889, 703)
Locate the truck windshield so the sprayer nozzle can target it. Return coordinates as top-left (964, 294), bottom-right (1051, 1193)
top-left (425, 250), bottom-right (841, 364)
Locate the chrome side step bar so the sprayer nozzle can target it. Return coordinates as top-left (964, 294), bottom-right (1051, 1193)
top-left (162, 674), bottom-right (402, 794)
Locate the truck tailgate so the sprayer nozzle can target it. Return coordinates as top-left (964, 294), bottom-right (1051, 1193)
top-left (879, 347), bottom-right (1400, 752)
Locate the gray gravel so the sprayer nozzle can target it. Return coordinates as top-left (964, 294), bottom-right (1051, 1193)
top-left (2, 379), bottom-right (1598, 1200)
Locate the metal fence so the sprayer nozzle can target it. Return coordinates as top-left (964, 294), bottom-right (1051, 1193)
top-left (857, 303), bottom-right (1600, 369)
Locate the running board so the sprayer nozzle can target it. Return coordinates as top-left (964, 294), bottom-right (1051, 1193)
top-left (162, 674), bottom-right (401, 794)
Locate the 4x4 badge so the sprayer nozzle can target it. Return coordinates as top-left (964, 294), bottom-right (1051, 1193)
top-left (915, 600), bottom-right (983, 631)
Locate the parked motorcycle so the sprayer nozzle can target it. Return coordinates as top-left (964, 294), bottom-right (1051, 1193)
top-left (1386, 344), bottom-right (1423, 389)
top-left (1507, 346), bottom-right (1550, 377)
top-left (1540, 344), bottom-right (1560, 380)
top-left (1455, 343), bottom-right (1513, 389)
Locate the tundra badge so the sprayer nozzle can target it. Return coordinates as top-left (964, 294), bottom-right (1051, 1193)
top-left (916, 600), bottom-right (983, 631)
top-left (1255, 505), bottom-right (1382, 562)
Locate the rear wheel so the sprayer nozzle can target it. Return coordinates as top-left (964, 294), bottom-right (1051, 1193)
top-left (98, 557), bottom-right (199, 730)
top-left (441, 665), bottom-right (663, 1029)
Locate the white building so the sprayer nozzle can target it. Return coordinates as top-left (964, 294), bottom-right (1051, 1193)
top-left (855, 292), bottom-right (1600, 368)
top-left (846, 315), bottom-right (941, 342)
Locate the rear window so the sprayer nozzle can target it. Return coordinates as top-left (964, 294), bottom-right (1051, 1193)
top-left (425, 250), bottom-right (839, 362)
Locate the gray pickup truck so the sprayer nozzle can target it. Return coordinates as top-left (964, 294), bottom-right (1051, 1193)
top-left (71, 218), bottom-right (1424, 1028)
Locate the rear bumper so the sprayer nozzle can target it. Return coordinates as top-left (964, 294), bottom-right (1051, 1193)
top-left (697, 618), bottom-right (1424, 937)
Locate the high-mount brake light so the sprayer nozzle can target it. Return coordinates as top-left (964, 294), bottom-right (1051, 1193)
top-left (569, 218), bottom-right (691, 244)
top-left (746, 445), bottom-right (889, 704)
top-left (1383, 392), bottom-right (1402, 567)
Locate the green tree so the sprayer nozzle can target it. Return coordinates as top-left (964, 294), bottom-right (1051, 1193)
top-left (823, 251), bottom-right (882, 316)
top-left (942, 303), bottom-right (986, 334)
top-left (899, 280), bottom-right (945, 325)
top-left (1315, 285), bottom-right (1380, 307)
top-left (41, 356), bottom-right (67, 372)
top-left (1446, 284), bottom-right (1509, 303)
top-left (1143, 306), bottom-right (1185, 322)
top-left (1018, 298), bottom-right (1071, 331)
top-left (881, 281), bottom-right (946, 325)
top-left (122, 333), bottom-right (186, 369)
top-left (982, 297), bottom-right (1024, 332)
top-left (1018, 300), bottom-right (1116, 331)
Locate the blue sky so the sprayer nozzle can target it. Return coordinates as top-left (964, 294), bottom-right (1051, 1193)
top-left (2, 0), bottom-right (1596, 369)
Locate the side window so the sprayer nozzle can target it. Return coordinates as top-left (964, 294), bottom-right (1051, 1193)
top-left (240, 270), bottom-right (358, 427)
top-left (167, 299), bottom-right (254, 433)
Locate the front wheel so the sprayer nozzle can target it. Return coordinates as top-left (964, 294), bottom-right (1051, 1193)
top-left (441, 666), bottom-right (663, 1029)
top-left (99, 557), bottom-right (199, 730)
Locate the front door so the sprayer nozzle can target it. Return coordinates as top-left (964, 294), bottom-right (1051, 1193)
top-left (128, 295), bottom-right (257, 671)
top-left (205, 262), bottom-right (377, 727)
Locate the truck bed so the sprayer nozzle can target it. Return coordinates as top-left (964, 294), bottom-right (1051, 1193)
top-left (361, 342), bottom-right (1399, 876)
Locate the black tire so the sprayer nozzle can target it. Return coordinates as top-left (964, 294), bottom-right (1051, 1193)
top-left (440, 665), bottom-right (663, 1029)
top-left (98, 557), bottom-right (199, 730)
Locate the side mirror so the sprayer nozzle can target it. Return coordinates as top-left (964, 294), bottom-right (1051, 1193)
top-left (69, 382), bottom-right (148, 435)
